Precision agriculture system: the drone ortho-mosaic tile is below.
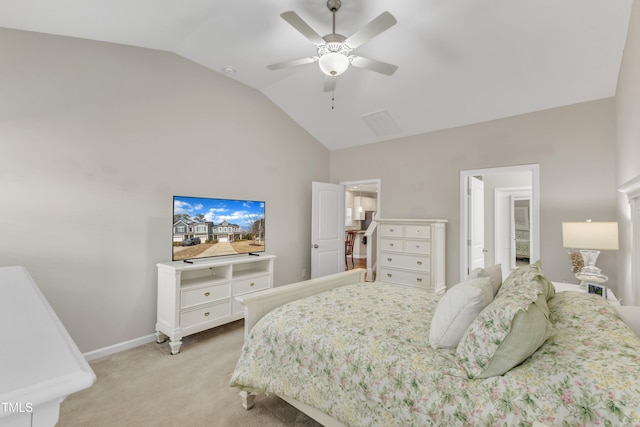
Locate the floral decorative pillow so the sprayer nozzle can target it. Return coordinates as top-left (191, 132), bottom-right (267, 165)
top-left (497, 261), bottom-right (555, 301)
top-left (456, 278), bottom-right (554, 379)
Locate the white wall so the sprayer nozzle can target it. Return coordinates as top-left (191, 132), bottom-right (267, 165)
top-left (331, 99), bottom-right (618, 288)
top-left (0, 29), bottom-right (329, 352)
top-left (616, 0), bottom-right (640, 305)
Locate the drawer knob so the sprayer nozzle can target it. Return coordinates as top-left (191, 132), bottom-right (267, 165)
top-left (387, 273), bottom-right (392, 278)
top-left (389, 243), bottom-right (394, 247)
top-left (390, 228), bottom-right (394, 232)
top-left (416, 261), bottom-right (422, 266)
top-left (250, 282), bottom-right (255, 287)
top-left (204, 312), bottom-right (210, 317)
top-left (417, 278), bottom-right (423, 283)
top-left (204, 292), bottom-right (210, 297)
top-left (387, 258), bottom-right (392, 262)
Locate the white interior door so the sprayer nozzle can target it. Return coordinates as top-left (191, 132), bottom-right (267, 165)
top-left (469, 176), bottom-right (485, 272)
top-left (311, 181), bottom-right (345, 279)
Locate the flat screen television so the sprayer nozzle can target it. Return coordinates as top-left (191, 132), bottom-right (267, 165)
top-left (172, 195), bottom-right (265, 262)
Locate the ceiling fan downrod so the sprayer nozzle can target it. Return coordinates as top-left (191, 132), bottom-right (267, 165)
top-left (327, 0), bottom-right (341, 34)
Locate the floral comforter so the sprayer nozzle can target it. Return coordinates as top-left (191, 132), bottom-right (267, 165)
top-left (229, 283), bottom-right (640, 426)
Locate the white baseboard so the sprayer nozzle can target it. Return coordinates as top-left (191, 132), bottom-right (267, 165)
top-left (83, 333), bottom-right (157, 362)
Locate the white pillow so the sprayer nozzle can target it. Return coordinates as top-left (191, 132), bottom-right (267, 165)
top-left (429, 276), bottom-right (493, 349)
top-left (468, 264), bottom-right (503, 296)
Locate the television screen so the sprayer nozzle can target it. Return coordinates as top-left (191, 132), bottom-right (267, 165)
top-left (172, 195), bottom-right (265, 261)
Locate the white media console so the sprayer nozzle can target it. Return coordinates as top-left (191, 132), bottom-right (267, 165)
top-left (155, 254), bottom-right (275, 354)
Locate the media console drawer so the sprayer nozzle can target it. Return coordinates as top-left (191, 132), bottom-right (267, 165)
top-left (233, 275), bottom-right (270, 295)
top-left (181, 282), bottom-right (230, 309)
top-left (180, 301), bottom-right (230, 329)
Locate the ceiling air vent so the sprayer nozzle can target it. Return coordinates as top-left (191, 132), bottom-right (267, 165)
top-left (361, 110), bottom-right (401, 137)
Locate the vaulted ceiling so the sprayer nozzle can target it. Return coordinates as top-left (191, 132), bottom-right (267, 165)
top-left (0, 0), bottom-right (633, 150)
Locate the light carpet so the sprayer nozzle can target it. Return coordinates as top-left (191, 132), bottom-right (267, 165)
top-left (58, 320), bottom-right (322, 426)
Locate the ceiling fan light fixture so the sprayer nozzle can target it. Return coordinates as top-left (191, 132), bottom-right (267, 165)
top-left (318, 52), bottom-right (349, 76)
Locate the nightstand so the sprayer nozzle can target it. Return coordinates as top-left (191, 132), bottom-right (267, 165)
top-left (552, 281), bottom-right (621, 306)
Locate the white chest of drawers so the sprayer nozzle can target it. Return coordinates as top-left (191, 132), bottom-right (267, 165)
top-left (377, 219), bottom-right (446, 293)
top-left (156, 254), bottom-right (275, 354)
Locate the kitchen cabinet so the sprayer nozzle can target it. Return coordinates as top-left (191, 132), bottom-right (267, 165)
top-left (353, 196), bottom-right (376, 220)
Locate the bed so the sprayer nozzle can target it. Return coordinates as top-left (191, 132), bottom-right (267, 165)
top-left (230, 267), bottom-right (640, 426)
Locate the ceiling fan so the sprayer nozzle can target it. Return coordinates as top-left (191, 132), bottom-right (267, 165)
top-left (267, 0), bottom-right (398, 92)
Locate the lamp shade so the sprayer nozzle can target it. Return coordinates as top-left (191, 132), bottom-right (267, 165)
top-left (562, 221), bottom-right (619, 250)
top-left (318, 52), bottom-right (349, 76)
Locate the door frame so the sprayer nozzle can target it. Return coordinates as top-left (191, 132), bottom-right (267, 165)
top-left (460, 164), bottom-right (540, 281)
top-left (619, 174), bottom-right (640, 305)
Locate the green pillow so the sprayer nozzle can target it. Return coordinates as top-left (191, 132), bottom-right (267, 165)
top-left (456, 280), bottom-right (554, 379)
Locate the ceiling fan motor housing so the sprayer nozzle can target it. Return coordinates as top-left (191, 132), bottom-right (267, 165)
top-left (317, 33), bottom-right (351, 76)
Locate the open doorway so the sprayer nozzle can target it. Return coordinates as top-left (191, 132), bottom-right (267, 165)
top-left (310, 179), bottom-right (380, 280)
top-left (342, 179), bottom-right (380, 274)
top-left (460, 165), bottom-right (540, 281)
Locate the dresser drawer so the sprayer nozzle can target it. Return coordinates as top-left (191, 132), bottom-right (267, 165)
top-left (233, 275), bottom-right (270, 296)
top-left (181, 283), bottom-right (229, 309)
top-left (180, 301), bottom-right (230, 329)
top-left (404, 225), bottom-right (431, 239)
top-left (380, 253), bottom-right (430, 271)
top-left (379, 268), bottom-right (432, 289)
top-left (380, 224), bottom-right (403, 237)
top-left (403, 239), bottom-right (431, 255)
top-left (380, 238), bottom-right (403, 252)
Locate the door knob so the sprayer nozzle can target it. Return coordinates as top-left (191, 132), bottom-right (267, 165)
top-left (313, 244), bottom-right (319, 249)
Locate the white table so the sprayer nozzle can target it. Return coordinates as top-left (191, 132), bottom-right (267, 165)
top-left (553, 281), bottom-right (621, 306)
top-left (0, 266), bottom-right (95, 426)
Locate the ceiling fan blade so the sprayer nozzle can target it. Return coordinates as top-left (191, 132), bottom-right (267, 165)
top-left (344, 11), bottom-right (397, 49)
top-left (280, 11), bottom-right (325, 45)
top-left (323, 76), bottom-right (337, 92)
top-left (267, 57), bottom-right (316, 70)
top-left (350, 56), bottom-right (398, 75)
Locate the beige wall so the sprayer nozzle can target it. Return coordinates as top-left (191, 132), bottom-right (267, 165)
top-left (331, 99), bottom-right (618, 288)
top-left (0, 29), bottom-right (329, 352)
top-left (616, 0), bottom-right (640, 305)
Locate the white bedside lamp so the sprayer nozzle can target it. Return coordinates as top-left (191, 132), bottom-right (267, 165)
top-left (562, 220), bottom-right (619, 284)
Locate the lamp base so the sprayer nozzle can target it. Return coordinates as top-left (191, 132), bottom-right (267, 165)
top-left (576, 269), bottom-right (608, 287)
top-left (575, 249), bottom-right (608, 287)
